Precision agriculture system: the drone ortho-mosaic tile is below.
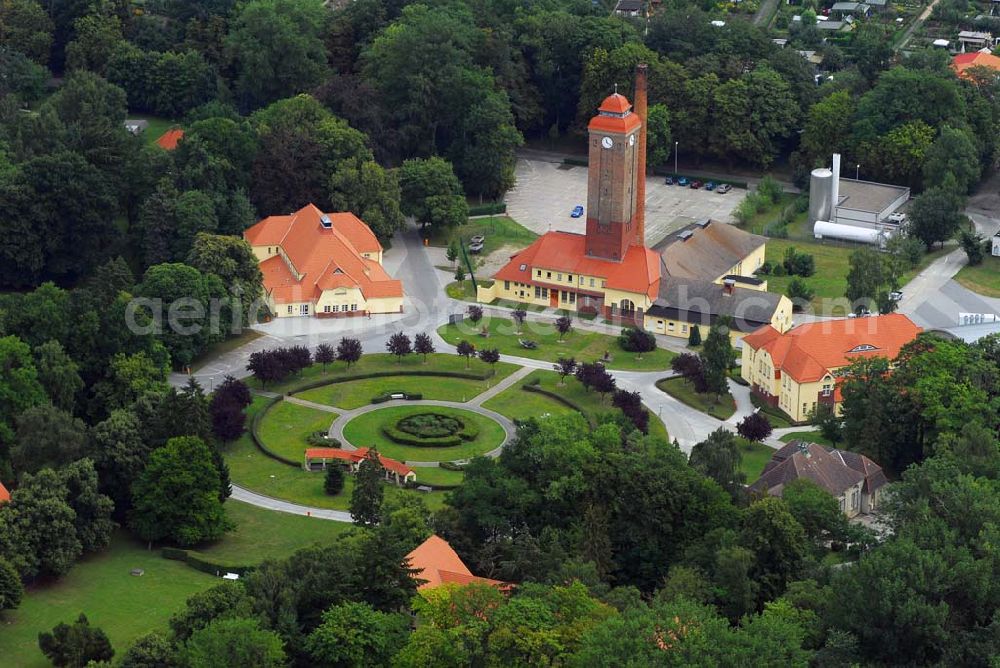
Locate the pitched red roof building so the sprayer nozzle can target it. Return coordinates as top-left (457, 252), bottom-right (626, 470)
top-left (405, 535), bottom-right (510, 591)
top-left (741, 314), bottom-right (922, 422)
top-left (303, 447), bottom-right (415, 484)
top-left (952, 51), bottom-right (1000, 79)
top-left (0, 481), bottom-right (9, 504)
top-left (244, 204), bottom-right (403, 318)
top-left (155, 128), bottom-right (184, 150)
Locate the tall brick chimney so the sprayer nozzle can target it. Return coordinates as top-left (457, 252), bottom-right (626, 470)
top-left (633, 63), bottom-right (648, 248)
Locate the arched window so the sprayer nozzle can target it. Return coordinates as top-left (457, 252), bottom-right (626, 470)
top-left (619, 299), bottom-right (635, 313)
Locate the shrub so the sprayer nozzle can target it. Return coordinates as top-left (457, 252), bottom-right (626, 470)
top-left (397, 413), bottom-right (464, 438)
top-left (619, 327), bottom-right (657, 353)
top-left (786, 278), bottom-right (815, 309)
top-left (783, 247), bottom-right (815, 277)
top-left (688, 326), bottom-right (702, 347)
top-left (439, 461), bottom-right (467, 471)
top-left (757, 175), bottom-right (784, 205)
top-left (757, 260), bottom-right (773, 275)
top-left (306, 431), bottom-right (340, 448)
top-left (772, 263), bottom-right (787, 277)
top-left (325, 465), bottom-right (345, 495)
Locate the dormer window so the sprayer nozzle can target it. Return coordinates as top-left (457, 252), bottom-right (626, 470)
top-left (848, 344), bottom-right (878, 353)
top-left (320, 214), bottom-right (332, 229)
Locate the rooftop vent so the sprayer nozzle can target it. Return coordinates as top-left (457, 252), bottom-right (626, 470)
top-left (320, 214), bottom-right (332, 229)
top-left (695, 219), bottom-right (711, 228)
top-left (796, 441), bottom-right (811, 458)
top-left (677, 230), bottom-right (694, 241)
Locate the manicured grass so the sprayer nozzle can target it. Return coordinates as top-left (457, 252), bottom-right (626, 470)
top-left (257, 401), bottom-right (337, 462)
top-left (749, 394), bottom-right (796, 428)
top-left (738, 439), bottom-right (776, 483)
top-left (485, 369), bottom-right (670, 443)
top-left (437, 317), bottom-right (676, 371)
top-left (427, 215), bottom-right (537, 257)
top-left (130, 115), bottom-right (180, 146)
top-left (656, 376), bottom-right (736, 421)
top-left (224, 432), bottom-right (448, 511)
top-left (248, 353), bottom-right (517, 394)
top-left (955, 254), bottom-right (1000, 298)
top-left (412, 466), bottom-right (466, 487)
top-left (0, 532), bottom-right (214, 668)
top-left (343, 406), bottom-right (506, 462)
top-left (194, 501), bottom-right (352, 566)
top-left (763, 239), bottom-right (857, 316)
top-left (295, 375), bottom-right (499, 410)
top-left (778, 430), bottom-right (837, 447)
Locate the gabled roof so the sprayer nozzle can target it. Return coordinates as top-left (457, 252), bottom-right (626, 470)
top-left (405, 535), bottom-right (509, 591)
top-left (742, 314), bottom-right (921, 383)
top-left (655, 221), bottom-right (765, 282)
top-left (647, 277), bottom-right (785, 332)
top-left (244, 204), bottom-right (402, 304)
top-left (155, 129), bottom-right (184, 150)
top-left (304, 447), bottom-right (413, 477)
top-left (751, 442), bottom-right (865, 497)
top-left (493, 231), bottom-right (660, 299)
top-left (952, 51), bottom-right (1000, 78)
top-left (0, 481), bottom-right (9, 504)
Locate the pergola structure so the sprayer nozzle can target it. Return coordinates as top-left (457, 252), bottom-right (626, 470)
top-left (303, 447), bottom-right (416, 485)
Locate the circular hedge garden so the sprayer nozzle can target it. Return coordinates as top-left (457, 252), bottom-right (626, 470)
top-left (342, 406), bottom-right (505, 462)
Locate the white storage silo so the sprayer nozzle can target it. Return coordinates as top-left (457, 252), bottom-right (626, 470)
top-left (808, 168), bottom-right (834, 224)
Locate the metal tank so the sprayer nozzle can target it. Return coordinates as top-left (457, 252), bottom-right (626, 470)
top-left (808, 168), bottom-right (834, 224)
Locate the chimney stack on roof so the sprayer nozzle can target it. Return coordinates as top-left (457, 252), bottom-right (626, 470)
top-left (723, 278), bottom-right (736, 295)
top-left (634, 63), bottom-right (648, 248)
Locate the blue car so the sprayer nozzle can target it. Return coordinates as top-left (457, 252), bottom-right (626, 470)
top-left (570, 205), bottom-right (584, 218)
top-left (705, 181), bottom-right (716, 191)
top-left (677, 177), bottom-right (689, 187)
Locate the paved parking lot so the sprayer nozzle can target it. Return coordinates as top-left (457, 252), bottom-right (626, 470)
top-left (505, 158), bottom-right (744, 247)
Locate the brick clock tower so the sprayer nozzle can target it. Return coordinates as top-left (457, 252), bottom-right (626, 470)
top-left (585, 65), bottom-right (648, 261)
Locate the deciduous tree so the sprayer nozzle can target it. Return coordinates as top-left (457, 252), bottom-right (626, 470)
top-left (386, 332), bottom-right (412, 363)
top-left (39, 613), bottom-right (114, 668)
top-left (350, 448), bottom-right (384, 527)
top-left (337, 337), bottom-right (363, 369)
top-left (183, 617), bottom-right (285, 668)
top-left (414, 333), bottom-right (435, 362)
top-left (305, 601), bottom-right (410, 667)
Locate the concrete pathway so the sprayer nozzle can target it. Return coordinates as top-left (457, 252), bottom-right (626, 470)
top-left (283, 396), bottom-right (340, 413)
top-left (231, 485), bottom-right (352, 523)
top-left (725, 380), bottom-right (757, 427)
top-left (468, 366), bottom-right (535, 406)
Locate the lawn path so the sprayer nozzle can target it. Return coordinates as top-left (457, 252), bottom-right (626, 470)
top-left (467, 366), bottom-right (535, 406)
top-left (231, 485), bottom-right (352, 522)
top-left (283, 396), bottom-right (340, 413)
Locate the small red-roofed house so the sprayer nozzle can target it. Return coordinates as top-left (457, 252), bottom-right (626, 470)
top-left (741, 313), bottom-right (922, 422)
top-left (155, 128), bottom-right (184, 150)
top-left (952, 51), bottom-right (1000, 79)
top-left (303, 447), bottom-right (415, 485)
top-left (405, 535), bottom-right (511, 591)
top-left (245, 204), bottom-right (403, 318)
top-left (0, 481), bottom-right (10, 504)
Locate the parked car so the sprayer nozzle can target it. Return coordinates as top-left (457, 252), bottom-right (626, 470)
top-left (665, 176), bottom-right (674, 185)
top-left (571, 205), bottom-right (584, 218)
top-left (690, 180), bottom-right (703, 189)
top-left (705, 181), bottom-right (716, 191)
top-left (889, 290), bottom-right (903, 302)
top-left (468, 241), bottom-right (485, 254)
top-left (677, 177), bottom-right (689, 187)
top-left (469, 235), bottom-right (485, 245)
top-left (716, 184), bottom-right (732, 194)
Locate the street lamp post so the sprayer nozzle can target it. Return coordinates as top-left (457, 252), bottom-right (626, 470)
top-left (856, 164), bottom-right (860, 180)
top-left (674, 141), bottom-right (679, 176)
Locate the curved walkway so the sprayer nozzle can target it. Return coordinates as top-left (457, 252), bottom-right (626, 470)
top-left (327, 399), bottom-right (517, 467)
top-left (232, 485), bottom-right (352, 522)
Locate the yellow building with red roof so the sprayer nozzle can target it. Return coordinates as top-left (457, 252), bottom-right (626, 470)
top-left (480, 67), bottom-right (658, 323)
top-left (741, 313), bottom-right (922, 422)
top-left (244, 203), bottom-right (403, 318)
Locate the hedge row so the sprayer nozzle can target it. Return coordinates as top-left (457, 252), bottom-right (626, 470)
top-left (439, 461), bottom-right (467, 472)
top-left (381, 421), bottom-right (478, 447)
top-left (250, 397), bottom-right (301, 467)
top-left (468, 202), bottom-right (507, 216)
top-left (285, 370), bottom-right (492, 395)
top-left (522, 384), bottom-right (597, 428)
top-left (372, 392), bottom-right (423, 404)
top-left (162, 547), bottom-right (254, 577)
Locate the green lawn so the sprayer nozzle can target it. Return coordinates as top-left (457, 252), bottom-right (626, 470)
top-left (130, 114), bottom-right (180, 146)
top-left (778, 430), bottom-right (837, 447)
top-left (0, 532), bottom-right (214, 668)
top-left (295, 375), bottom-right (501, 410)
top-left (955, 254), bottom-right (1000, 298)
top-left (483, 369), bottom-right (670, 443)
top-left (437, 317), bottom-right (676, 372)
top-left (656, 376), bottom-right (736, 421)
top-left (427, 215), bottom-right (537, 257)
top-left (739, 439), bottom-right (776, 483)
top-left (748, 394), bottom-right (796, 428)
top-left (412, 467), bottom-right (466, 487)
top-left (763, 239), bottom-right (856, 315)
top-left (249, 353), bottom-right (517, 394)
top-left (257, 401), bottom-right (337, 462)
top-left (342, 406), bottom-right (506, 462)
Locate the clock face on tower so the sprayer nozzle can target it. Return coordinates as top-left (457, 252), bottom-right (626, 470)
top-left (629, 134), bottom-right (635, 146)
top-left (601, 136), bottom-right (613, 149)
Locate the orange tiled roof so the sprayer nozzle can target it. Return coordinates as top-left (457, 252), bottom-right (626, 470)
top-left (405, 535), bottom-right (510, 591)
top-left (244, 204), bottom-right (402, 304)
top-left (304, 447), bottom-right (413, 477)
top-left (0, 481), bottom-right (9, 504)
top-left (952, 51), bottom-right (1000, 78)
top-left (155, 128), bottom-right (184, 150)
top-left (493, 231), bottom-right (660, 299)
top-left (744, 314), bottom-right (921, 383)
top-left (598, 93), bottom-right (632, 114)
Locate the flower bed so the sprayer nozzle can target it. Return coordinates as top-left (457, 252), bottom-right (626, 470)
top-left (381, 411), bottom-right (479, 447)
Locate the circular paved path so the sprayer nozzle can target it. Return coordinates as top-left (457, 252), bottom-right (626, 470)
top-left (328, 399), bottom-right (516, 467)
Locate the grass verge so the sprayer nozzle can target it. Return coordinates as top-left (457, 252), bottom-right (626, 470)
top-left (655, 376), bottom-right (736, 421)
top-left (426, 215), bottom-right (537, 256)
top-left (778, 430), bottom-right (837, 447)
top-left (256, 401), bottom-right (338, 462)
top-left (739, 439), bottom-right (776, 483)
top-left (954, 254), bottom-right (1000, 298)
top-left (437, 317), bottom-right (676, 371)
top-left (295, 375), bottom-right (497, 410)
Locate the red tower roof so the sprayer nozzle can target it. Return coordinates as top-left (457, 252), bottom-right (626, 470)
top-left (598, 93), bottom-right (632, 114)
